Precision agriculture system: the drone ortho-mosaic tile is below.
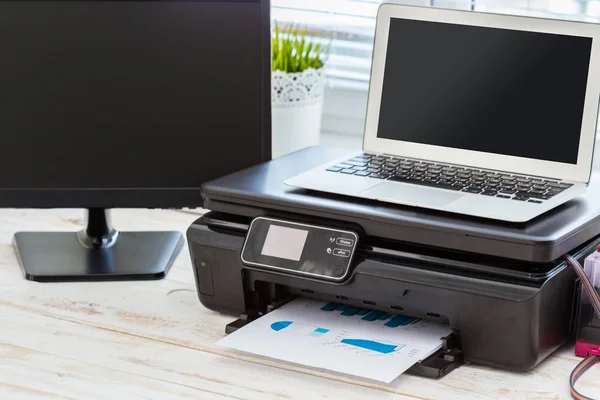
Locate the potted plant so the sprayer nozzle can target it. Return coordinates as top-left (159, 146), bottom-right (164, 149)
top-left (271, 23), bottom-right (329, 158)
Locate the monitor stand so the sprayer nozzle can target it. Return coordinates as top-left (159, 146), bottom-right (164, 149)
top-left (13, 208), bottom-right (184, 282)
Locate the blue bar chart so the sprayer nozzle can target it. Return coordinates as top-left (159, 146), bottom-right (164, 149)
top-left (266, 302), bottom-right (420, 356)
top-left (320, 302), bottom-right (419, 326)
top-left (270, 318), bottom-right (405, 355)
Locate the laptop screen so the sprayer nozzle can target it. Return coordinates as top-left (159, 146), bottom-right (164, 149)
top-left (376, 17), bottom-right (593, 165)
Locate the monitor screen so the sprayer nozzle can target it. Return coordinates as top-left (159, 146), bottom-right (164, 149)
top-left (0, 1), bottom-right (269, 203)
top-left (376, 17), bottom-right (593, 165)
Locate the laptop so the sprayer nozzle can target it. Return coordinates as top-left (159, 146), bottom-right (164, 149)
top-left (285, 4), bottom-right (600, 223)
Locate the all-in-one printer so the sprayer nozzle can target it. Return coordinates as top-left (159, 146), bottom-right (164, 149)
top-left (186, 146), bottom-right (600, 378)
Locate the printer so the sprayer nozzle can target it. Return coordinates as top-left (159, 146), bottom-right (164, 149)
top-left (186, 146), bottom-right (600, 378)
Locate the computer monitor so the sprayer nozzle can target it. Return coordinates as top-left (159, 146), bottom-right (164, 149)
top-left (0, 0), bottom-right (271, 282)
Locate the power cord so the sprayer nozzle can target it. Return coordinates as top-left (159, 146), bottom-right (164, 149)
top-left (564, 254), bottom-right (600, 400)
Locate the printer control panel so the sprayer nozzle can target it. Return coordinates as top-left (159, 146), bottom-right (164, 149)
top-left (240, 217), bottom-right (358, 281)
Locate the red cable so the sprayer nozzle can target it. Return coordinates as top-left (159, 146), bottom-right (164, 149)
top-left (564, 254), bottom-right (600, 400)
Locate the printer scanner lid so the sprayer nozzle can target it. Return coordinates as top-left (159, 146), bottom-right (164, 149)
top-left (201, 146), bottom-right (600, 263)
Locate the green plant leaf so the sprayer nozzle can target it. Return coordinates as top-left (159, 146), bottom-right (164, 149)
top-left (272, 23), bottom-right (328, 73)
top-left (305, 42), bottom-right (313, 61)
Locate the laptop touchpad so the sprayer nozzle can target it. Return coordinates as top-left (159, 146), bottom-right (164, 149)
top-left (360, 182), bottom-right (465, 207)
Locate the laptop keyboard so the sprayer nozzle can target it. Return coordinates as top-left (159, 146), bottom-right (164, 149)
top-left (326, 153), bottom-right (573, 203)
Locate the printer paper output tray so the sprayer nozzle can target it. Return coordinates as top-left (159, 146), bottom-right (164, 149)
top-left (187, 211), bottom-right (599, 378)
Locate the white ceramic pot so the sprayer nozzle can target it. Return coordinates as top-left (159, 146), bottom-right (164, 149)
top-left (271, 67), bottom-right (325, 159)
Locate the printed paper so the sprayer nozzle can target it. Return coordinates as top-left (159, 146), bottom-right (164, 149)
top-left (217, 298), bottom-right (452, 383)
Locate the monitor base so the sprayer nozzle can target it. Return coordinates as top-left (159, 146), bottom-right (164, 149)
top-left (13, 208), bottom-right (184, 282)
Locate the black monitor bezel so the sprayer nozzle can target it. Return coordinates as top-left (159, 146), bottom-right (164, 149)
top-left (0, 0), bottom-right (272, 209)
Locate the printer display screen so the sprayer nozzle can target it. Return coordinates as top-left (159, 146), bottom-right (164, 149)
top-left (260, 224), bottom-right (309, 261)
top-left (242, 217), bottom-right (357, 282)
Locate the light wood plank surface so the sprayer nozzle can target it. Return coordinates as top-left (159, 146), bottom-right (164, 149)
top-left (0, 208), bottom-right (598, 399)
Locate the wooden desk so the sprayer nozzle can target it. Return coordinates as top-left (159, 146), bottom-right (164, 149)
top-left (1, 208), bottom-right (598, 399)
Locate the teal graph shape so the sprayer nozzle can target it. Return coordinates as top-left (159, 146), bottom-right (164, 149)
top-left (270, 319), bottom-right (403, 354)
top-left (384, 315), bottom-right (418, 327)
top-left (320, 302), bottom-right (419, 326)
top-left (270, 321), bottom-right (330, 336)
top-left (271, 321), bottom-right (292, 331)
top-left (340, 339), bottom-right (404, 354)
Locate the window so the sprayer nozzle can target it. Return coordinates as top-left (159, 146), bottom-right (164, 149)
top-left (273, 0), bottom-right (600, 91)
top-left (272, 0), bottom-right (600, 169)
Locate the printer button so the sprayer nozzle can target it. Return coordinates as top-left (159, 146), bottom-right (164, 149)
top-left (336, 238), bottom-right (355, 247)
top-left (333, 248), bottom-right (351, 257)
top-left (195, 260), bottom-right (214, 296)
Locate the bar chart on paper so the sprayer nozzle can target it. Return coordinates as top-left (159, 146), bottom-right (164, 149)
top-left (268, 318), bottom-right (404, 354)
top-left (217, 298), bottom-right (453, 382)
top-left (319, 302), bottom-right (420, 327)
